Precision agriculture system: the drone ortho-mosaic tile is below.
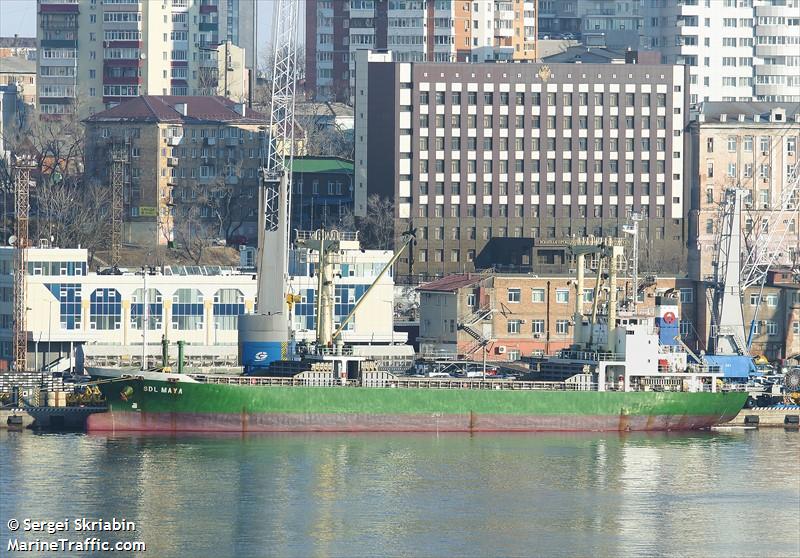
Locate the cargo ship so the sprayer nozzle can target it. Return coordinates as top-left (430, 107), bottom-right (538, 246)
top-left (87, 229), bottom-right (748, 433)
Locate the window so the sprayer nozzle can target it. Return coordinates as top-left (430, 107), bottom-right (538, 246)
top-left (765, 293), bottom-right (778, 307)
top-left (90, 288), bottom-right (121, 330)
top-left (765, 321), bottom-right (777, 336)
top-left (532, 320), bottom-right (545, 335)
top-left (532, 288), bottom-right (545, 303)
top-left (555, 289), bottom-right (569, 304)
top-left (793, 321), bottom-right (800, 335)
top-left (679, 288), bottom-right (693, 303)
top-left (171, 288), bottom-right (204, 330)
top-left (208, 289), bottom-right (243, 330)
top-left (507, 320), bottom-right (521, 334)
top-left (507, 288), bottom-right (521, 303)
top-left (555, 320), bottom-right (569, 335)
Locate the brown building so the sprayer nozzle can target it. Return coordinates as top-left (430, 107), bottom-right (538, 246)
top-left (84, 96), bottom-right (266, 246)
top-left (355, 53), bottom-right (690, 280)
top-left (417, 269), bottom-right (800, 363)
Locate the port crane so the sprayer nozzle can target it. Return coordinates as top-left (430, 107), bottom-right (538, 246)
top-left (237, 0), bottom-right (300, 368)
top-left (706, 159), bottom-right (800, 376)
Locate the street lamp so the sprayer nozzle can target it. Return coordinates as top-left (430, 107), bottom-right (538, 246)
top-left (47, 299), bottom-right (53, 371)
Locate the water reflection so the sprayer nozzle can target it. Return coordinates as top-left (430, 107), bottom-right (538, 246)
top-left (1, 430), bottom-right (798, 558)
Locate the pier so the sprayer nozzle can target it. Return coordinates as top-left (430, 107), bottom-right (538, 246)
top-left (727, 406), bottom-right (800, 428)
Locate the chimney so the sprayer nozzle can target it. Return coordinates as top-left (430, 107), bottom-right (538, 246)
top-left (174, 102), bottom-right (188, 116)
top-left (233, 102), bottom-right (246, 117)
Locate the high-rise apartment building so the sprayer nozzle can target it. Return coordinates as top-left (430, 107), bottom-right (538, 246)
top-left (642, 0), bottom-right (800, 104)
top-left (355, 51), bottom-right (689, 279)
top-left (305, 0), bottom-right (538, 103)
top-left (36, 0), bottom-right (255, 115)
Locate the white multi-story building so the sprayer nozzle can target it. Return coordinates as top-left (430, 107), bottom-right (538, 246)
top-left (0, 245), bottom-right (405, 371)
top-left (642, 0), bottom-right (800, 105)
top-left (36, 0), bottom-right (255, 115)
top-left (306, 0), bottom-right (538, 103)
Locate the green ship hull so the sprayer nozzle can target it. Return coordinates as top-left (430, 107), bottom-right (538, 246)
top-left (87, 375), bottom-right (747, 433)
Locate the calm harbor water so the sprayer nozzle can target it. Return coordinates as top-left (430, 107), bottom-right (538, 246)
top-left (1, 429), bottom-right (799, 558)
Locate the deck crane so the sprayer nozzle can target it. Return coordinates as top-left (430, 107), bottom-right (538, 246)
top-left (707, 160), bottom-right (800, 377)
top-left (237, 0), bottom-right (300, 369)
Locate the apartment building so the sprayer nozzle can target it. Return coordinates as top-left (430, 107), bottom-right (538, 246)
top-left (354, 52), bottom-right (690, 279)
top-left (36, 0), bottom-right (255, 115)
top-left (417, 270), bottom-right (800, 362)
top-left (689, 102), bottom-right (800, 281)
top-left (305, 0), bottom-right (538, 103)
top-left (642, 0), bottom-right (800, 104)
top-left (0, 56), bottom-right (36, 106)
top-left (538, 0), bottom-right (643, 49)
top-left (84, 95), bottom-right (266, 246)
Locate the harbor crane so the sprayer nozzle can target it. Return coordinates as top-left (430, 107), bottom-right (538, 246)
top-left (237, 0), bottom-right (300, 369)
top-left (707, 159), bottom-right (800, 376)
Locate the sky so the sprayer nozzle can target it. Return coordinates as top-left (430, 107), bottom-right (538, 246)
top-left (0, 0), bottom-right (293, 59)
top-left (0, 0), bottom-right (35, 37)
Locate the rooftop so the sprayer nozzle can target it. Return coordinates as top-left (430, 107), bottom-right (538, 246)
top-left (542, 45), bottom-right (627, 64)
top-left (0, 36), bottom-right (36, 49)
top-left (417, 274), bottom-right (483, 293)
top-left (295, 101), bottom-right (354, 119)
top-left (698, 102), bottom-right (800, 125)
top-left (0, 56), bottom-right (36, 75)
top-left (85, 96), bottom-right (267, 125)
top-left (291, 156), bottom-right (354, 174)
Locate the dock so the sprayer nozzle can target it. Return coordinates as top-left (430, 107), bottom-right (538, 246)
top-left (726, 406), bottom-right (800, 428)
top-left (2, 406), bottom-right (106, 430)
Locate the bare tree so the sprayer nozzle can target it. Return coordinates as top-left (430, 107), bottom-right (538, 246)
top-left (172, 203), bottom-right (214, 265)
top-left (342, 194), bottom-right (395, 250)
top-left (253, 43), bottom-right (307, 110)
top-left (34, 177), bottom-right (111, 265)
top-left (296, 105), bottom-right (354, 160)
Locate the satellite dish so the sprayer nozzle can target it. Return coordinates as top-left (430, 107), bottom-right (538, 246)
top-left (8, 235), bottom-right (17, 246)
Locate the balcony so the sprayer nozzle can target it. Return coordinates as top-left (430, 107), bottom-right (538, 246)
top-left (204, 137), bottom-right (216, 146)
top-left (167, 157), bottom-right (179, 167)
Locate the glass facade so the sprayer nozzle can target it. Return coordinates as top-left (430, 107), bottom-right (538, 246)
top-left (131, 288), bottom-right (163, 330)
top-left (213, 289), bottom-right (245, 330)
top-left (90, 288), bottom-right (121, 330)
top-left (46, 283), bottom-right (82, 330)
top-left (172, 289), bottom-right (204, 330)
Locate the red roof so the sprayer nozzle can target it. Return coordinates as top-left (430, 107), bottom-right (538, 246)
top-left (85, 96), bottom-right (266, 124)
top-left (417, 274), bottom-right (482, 292)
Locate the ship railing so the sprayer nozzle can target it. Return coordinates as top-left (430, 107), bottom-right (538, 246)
top-left (557, 350), bottom-right (624, 362)
top-left (315, 346), bottom-right (355, 356)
